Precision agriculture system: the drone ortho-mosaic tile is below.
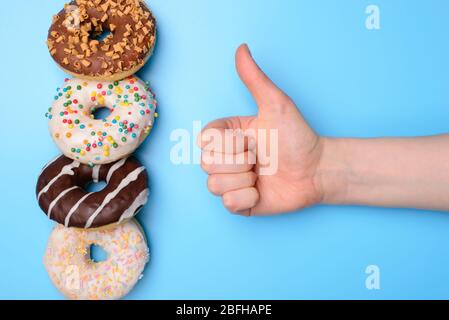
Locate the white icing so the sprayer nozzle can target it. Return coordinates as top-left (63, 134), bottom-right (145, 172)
top-left (84, 166), bottom-right (146, 228)
top-left (118, 188), bottom-right (149, 223)
top-left (47, 186), bottom-right (79, 218)
top-left (37, 161), bottom-right (80, 201)
top-left (92, 165), bottom-right (101, 183)
top-left (48, 77), bottom-right (157, 165)
top-left (44, 219), bottom-right (149, 300)
top-left (40, 155), bottom-right (62, 175)
top-left (64, 192), bottom-right (93, 227)
top-left (106, 157), bottom-right (127, 183)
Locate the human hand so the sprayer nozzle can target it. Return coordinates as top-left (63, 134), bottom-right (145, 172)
top-left (198, 44), bottom-right (325, 216)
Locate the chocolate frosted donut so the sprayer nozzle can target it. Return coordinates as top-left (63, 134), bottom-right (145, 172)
top-left (47, 0), bottom-right (156, 81)
top-left (37, 155), bottom-right (149, 229)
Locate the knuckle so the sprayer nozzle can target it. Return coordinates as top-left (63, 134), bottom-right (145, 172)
top-left (222, 194), bottom-right (238, 213)
top-left (247, 172), bottom-right (258, 186)
top-left (196, 133), bottom-right (205, 148)
top-left (271, 94), bottom-right (294, 113)
top-left (249, 188), bottom-right (260, 207)
top-left (207, 176), bottom-right (221, 195)
top-left (275, 93), bottom-right (292, 105)
top-left (201, 161), bottom-right (212, 173)
top-left (201, 153), bottom-right (216, 173)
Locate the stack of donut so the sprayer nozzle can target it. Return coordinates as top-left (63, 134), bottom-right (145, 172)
top-left (37, 0), bottom-right (158, 300)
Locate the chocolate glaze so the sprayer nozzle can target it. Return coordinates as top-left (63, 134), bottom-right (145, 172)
top-left (36, 155), bottom-right (149, 229)
top-left (47, 0), bottom-right (156, 78)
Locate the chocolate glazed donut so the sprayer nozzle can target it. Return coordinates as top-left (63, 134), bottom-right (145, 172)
top-left (47, 0), bottom-right (157, 81)
top-left (36, 155), bottom-right (149, 229)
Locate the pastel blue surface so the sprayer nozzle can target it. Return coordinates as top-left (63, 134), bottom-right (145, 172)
top-left (1, 0), bottom-right (449, 300)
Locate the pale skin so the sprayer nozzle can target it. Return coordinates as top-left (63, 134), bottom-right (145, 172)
top-left (198, 44), bottom-right (449, 216)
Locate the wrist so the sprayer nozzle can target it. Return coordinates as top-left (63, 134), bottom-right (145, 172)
top-left (314, 137), bottom-right (352, 205)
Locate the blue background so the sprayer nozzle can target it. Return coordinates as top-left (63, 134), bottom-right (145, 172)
top-left (1, 0), bottom-right (449, 300)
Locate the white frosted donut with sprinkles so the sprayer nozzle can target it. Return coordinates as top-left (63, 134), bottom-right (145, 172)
top-left (44, 219), bottom-right (149, 300)
top-left (47, 76), bottom-right (158, 165)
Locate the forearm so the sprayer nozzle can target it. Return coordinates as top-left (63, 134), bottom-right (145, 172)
top-left (317, 135), bottom-right (449, 211)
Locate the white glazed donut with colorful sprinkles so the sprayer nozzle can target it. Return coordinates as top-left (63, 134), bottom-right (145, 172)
top-left (47, 76), bottom-right (157, 165)
top-left (44, 219), bottom-right (149, 300)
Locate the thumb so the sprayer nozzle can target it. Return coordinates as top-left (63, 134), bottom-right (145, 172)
top-left (236, 44), bottom-right (290, 110)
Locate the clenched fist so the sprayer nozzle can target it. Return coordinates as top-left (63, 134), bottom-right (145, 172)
top-left (198, 44), bottom-right (325, 216)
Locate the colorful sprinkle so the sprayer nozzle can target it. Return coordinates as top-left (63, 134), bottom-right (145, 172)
top-left (48, 78), bottom-right (157, 163)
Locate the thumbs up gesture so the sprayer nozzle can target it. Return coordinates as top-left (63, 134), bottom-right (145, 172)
top-left (198, 45), bottom-right (326, 216)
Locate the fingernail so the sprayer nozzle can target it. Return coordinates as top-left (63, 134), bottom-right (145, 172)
top-left (245, 44), bottom-right (252, 57)
top-left (236, 209), bottom-right (251, 217)
top-left (247, 137), bottom-right (257, 151)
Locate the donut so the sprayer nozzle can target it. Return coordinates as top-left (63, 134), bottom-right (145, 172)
top-left (36, 155), bottom-right (149, 229)
top-left (46, 76), bottom-right (157, 165)
top-left (47, 0), bottom-right (156, 81)
top-left (44, 219), bottom-right (149, 300)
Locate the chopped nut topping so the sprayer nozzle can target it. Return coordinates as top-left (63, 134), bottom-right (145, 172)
top-left (52, 15), bottom-right (60, 24)
top-left (49, 0), bottom-right (156, 76)
top-left (89, 40), bottom-right (100, 47)
top-left (80, 43), bottom-right (89, 52)
top-left (137, 34), bottom-right (144, 44)
top-left (47, 39), bottom-right (55, 48)
top-left (113, 43), bottom-right (124, 53)
top-left (135, 21), bottom-right (143, 30)
top-left (100, 2), bottom-right (110, 12)
top-left (73, 60), bottom-right (81, 70)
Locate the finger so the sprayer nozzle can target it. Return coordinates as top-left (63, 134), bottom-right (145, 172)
top-left (235, 44), bottom-right (290, 109)
top-left (208, 172), bottom-right (258, 196)
top-left (197, 117), bottom-right (255, 153)
top-left (201, 151), bottom-right (255, 174)
top-left (222, 187), bottom-right (260, 214)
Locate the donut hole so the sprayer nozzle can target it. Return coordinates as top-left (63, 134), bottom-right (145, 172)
top-left (85, 180), bottom-right (107, 192)
top-left (89, 244), bottom-right (108, 263)
top-left (90, 28), bottom-right (112, 42)
top-left (92, 106), bottom-right (112, 121)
